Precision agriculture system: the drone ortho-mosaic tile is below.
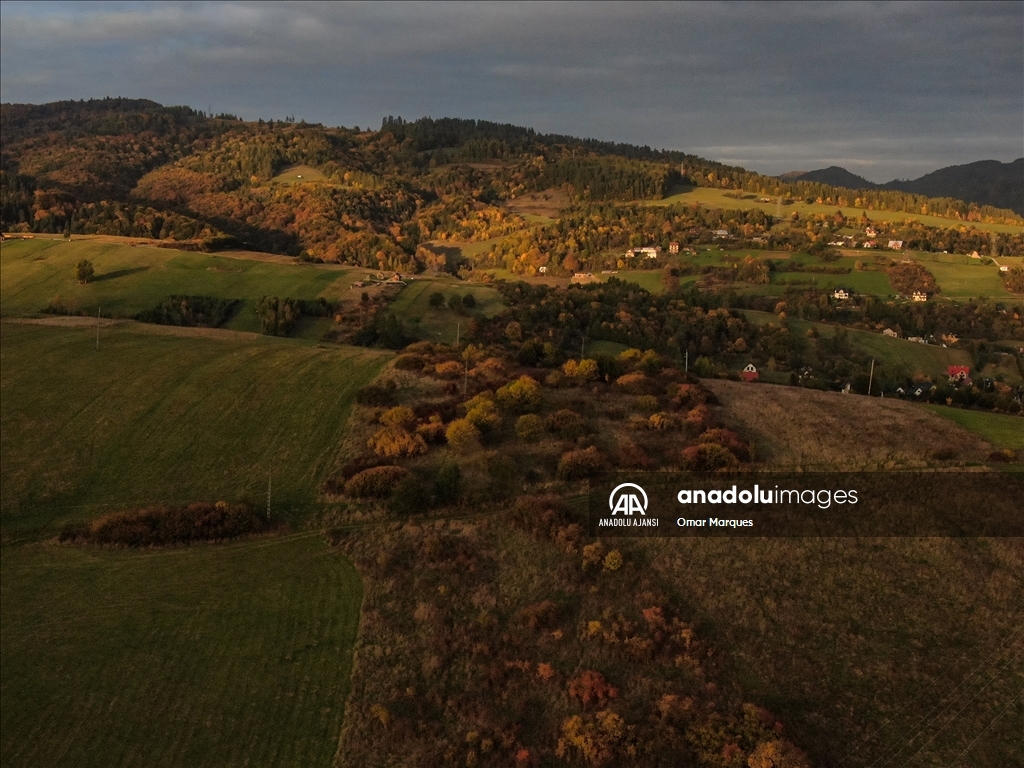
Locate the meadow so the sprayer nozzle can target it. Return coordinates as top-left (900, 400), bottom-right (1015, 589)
top-left (0, 239), bottom-right (356, 331)
top-left (386, 275), bottom-right (506, 342)
top-left (0, 533), bottom-right (362, 768)
top-left (0, 322), bottom-right (388, 533)
top-left (927, 404), bottom-right (1024, 450)
top-left (652, 185), bottom-right (1024, 235)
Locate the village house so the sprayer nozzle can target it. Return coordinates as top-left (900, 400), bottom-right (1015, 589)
top-left (862, 240), bottom-right (877, 248)
top-left (712, 229), bottom-right (730, 239)
top-left (669, 241), bottom-right (680, 253)
top-left (882, 328), bottom-right (899, 338)
top-left (537, 266), bottom-right (548, 274)
top-left (887, 240), bottom-right (904, 250)
top-left (947, 365), bottom-right (971, 385)
top-left (832, 288), bottom-right (850, 300)
top-left (912, 291), bottom-right (928, 302)
top-left (740, 363), bottom-right (759, 382)
top-left (570, 272), bottom-right (599, 285)
top-left (626, 246), bottom-right (660, 259)
top-left (865, 227), bottom-right (878, 237)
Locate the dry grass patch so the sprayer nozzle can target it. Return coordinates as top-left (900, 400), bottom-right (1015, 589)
top-left (703, 379), bottom-right (994, 467)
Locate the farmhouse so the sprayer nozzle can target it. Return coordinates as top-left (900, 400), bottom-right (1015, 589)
top-left (669, 241), bottom-right (680, 253)
top-left (862, 240), bottom-right (877, 248)
top-left (626, 246), bottom-right (660, 259)
top-left (911, 291), bottom-right (928, 302)
top-left (740, 363), bottom-right (759, 382)
top-left (832, 288), bottom-right (850, 300)
top-left (882, 328), bottom-right (899, 338)
top-left (947, 365), bottom-right (971, 385)
top-left (570, 272), bottom-right (599, 285)
top-left (712, 229), bottom-right (730, 239)
top-left (888, 240), bottom-right (904, 250)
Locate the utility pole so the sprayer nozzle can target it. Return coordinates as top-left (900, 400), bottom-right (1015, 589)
top-left (96, 306), bottom-right (101, 350)
top-left (463, 357), bottom-right (469, 395)
top-left (267, 461), bottom-right (272, 520)
top-left (455, 321), bottom-right (460, 348)
top-left (581, 334), bottom-right (586, 359)
top-left (685, 349), bottom-right (688, 373)
top-left (867, 358), bottom-right (875, 396)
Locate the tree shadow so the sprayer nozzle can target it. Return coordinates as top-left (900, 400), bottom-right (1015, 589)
top-left (94, 266), bottom-right (150, 281)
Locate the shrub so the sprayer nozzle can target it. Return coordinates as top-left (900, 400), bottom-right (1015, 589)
top-left (679, 443), bottom-right (738, 471)
top-left (379, 405), bottom-right (416, 429)
top-left (462, 293), bottom-right (476, 309)
top-left (344, 465), bottom-right (410, 497)
top-left (447, 294), bottom-right (463, 311)
top-left (582, 542), bottom-right (606, 570)
top-left (428, 291), bottom-right (445, 308)
top-left (446, 419), bottom-right (481, 453)
top-left (368, 427), bottom-right (428, 458)
top-left (617, 438), bottom-right (652, 469)
top-left (515, 414), bottom-right (545, 442)
top-left (563, 358), bottom-right (599, 381)
top-left (614, 372), bottom-right (658, 395)
top-left (356, 379), bottom-right (397, 406)
top-left (557, 446), bottom-right (606, 480)
top-left (603, 550), bottom-right (623, 571)
top-left (465, 398), bottom-right (501, 431)
top-left (567, 670), bottom-right (619, 706)
top-left (65, 501), bottom-right (271, 546)
top-left (496, 375), bottom-right (542, 412)
top-left (433, 461), bottom-right (462, 505)
top-left (435, 360), bottom-right (463, 378)
top-left (393, 353), bottom-right (425, 371)
top-left (415, 417), bottom-right (447, 444)
top-left (648, 412), bottom-right (681, 430)
top-left (635, 395), bottom-right (659, 412)
top-left (546, 409), bottom-right (587, 439)
top-left (699, 427), bottom-right (750, 461)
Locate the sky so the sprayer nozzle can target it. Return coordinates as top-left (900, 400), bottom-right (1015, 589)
top-left (1, 1), bottom-right (1022, 182)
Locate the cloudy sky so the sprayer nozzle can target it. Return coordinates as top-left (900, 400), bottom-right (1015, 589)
top-left (1, 1), bottom-right (1021, 181)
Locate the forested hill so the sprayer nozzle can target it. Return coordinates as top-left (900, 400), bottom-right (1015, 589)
top-left (782, 159), bottom-right (1024, 216)
top-left (2, 99), bottom-right (1022, 263)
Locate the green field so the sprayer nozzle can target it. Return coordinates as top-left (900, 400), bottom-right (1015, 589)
top-left (0, 239), bottom-right (354, 331)
top-left (387, 276), bottom-right (505, 342)
top-left (0, 322), bottom-right (388, 532)
top-left (1, 533), bottom-right (361, 768)
top-left (651, 185), bottom-right (1024, 235)
top-left (926, 405), bottom-right (1024, 449)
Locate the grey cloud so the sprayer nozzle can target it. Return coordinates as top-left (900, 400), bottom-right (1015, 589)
top-left (1, 1), bottom-right (1020, 181)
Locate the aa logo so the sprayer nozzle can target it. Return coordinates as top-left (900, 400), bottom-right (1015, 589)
top-left (608, 483), bottom-right (648, 516)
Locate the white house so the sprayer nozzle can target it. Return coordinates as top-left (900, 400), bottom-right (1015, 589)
top-left (883, 328), bottom-right (899, 338)
top-left (888, 240), bottom-right (904, 250)
top-left (912, 291), bottom-right (928, 302)
top-left (626, 246), bottom-right (660, 259)
top-left (832, 288), bottom-right (850, 300)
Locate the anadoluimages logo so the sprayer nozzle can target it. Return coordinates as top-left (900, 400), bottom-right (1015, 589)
top-left (608, 483), bottom-right (648, 516)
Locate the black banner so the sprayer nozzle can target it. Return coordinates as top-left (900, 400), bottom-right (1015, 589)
top-left (587, 472), bottom-right (1024, 537)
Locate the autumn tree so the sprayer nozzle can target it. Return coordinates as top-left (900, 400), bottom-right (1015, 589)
top-left (75, 259), bottom-right (94, 284)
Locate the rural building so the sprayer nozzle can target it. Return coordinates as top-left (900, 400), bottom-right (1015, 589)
top-left (712, 229), bottom-right (730, 239)
top-left (970, 251), bottom-right (981, 259)
top-left (888, 240), bottom-right (904, 250)
top-left (863, 240), bottom-right (877, 248)
top-left (947, 365), bottom-right (971, 385)
top-left (832, 288), bottom-right (850, 300)
top-left (999, 265), bottom-right (1009, 273)
top-left (626, 246), bottom-right (660, 259)
top-left (538, 266), bottom-right (548, 274)
top-left (740, 363), bottom-right (759, 382)
top-left (911, 291), bottom-right (928, 302)
top-left (570, 272), bottom-right (599, 285)
top-left (882, 328), bottom-right (899, 338)
top-left (865, 227), bottom-right (878, 237)
top-left (669, 241), bottom-right (680, 253)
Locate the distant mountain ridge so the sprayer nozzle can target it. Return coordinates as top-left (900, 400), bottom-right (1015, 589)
top-left (781, 159), bottom-right (1024, 215)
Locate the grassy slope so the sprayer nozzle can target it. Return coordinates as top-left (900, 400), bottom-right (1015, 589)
top-left (926, 405), bottom-right (1024, 450)
top-left (0, 322), bottom-right (388, 532)
top-left (387, 276), bottom-right (505, 342)
top-left (651, 185), bottom-right (1024, 235)
top-left (742, 309), bottom-right (973, 379)
top-left (690, 380), bottom-right (1024, 763)
top-left (0, 240), bottom-right (353, 331)
top-left (1, 533), bottom-right (361, 768)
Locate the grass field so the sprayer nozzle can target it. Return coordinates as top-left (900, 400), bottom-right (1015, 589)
top-left (1, 533), bottom-right (361, 768)
top-left (926, 405), bottom-right (1024, 450)
top-left (0, 322), bottom-right (389, 533)
top-left (387, 276), bottom-right (505, 342)
top-left (651, 185), bottom-right (1024, 235)
top-left (270, 164), bottom-right (329, 184)
top-left (0, 240), bottom-right (354, 331)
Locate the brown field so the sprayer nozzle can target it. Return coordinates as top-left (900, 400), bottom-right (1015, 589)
top-left (503, 187), bottom-right (571, 219)
top-left (703, 379), bottom-right (996, 467)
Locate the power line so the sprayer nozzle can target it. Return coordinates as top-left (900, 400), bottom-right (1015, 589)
top-left (944, 690), bottom-right (1022, 767)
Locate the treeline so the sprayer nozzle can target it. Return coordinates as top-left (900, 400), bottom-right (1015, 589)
top-left (255, 296), bottom-right (338, 336)
top-left (136, 295), bottom-right (239, 327)
top-left (58, 501), bottom-right (275, 547)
